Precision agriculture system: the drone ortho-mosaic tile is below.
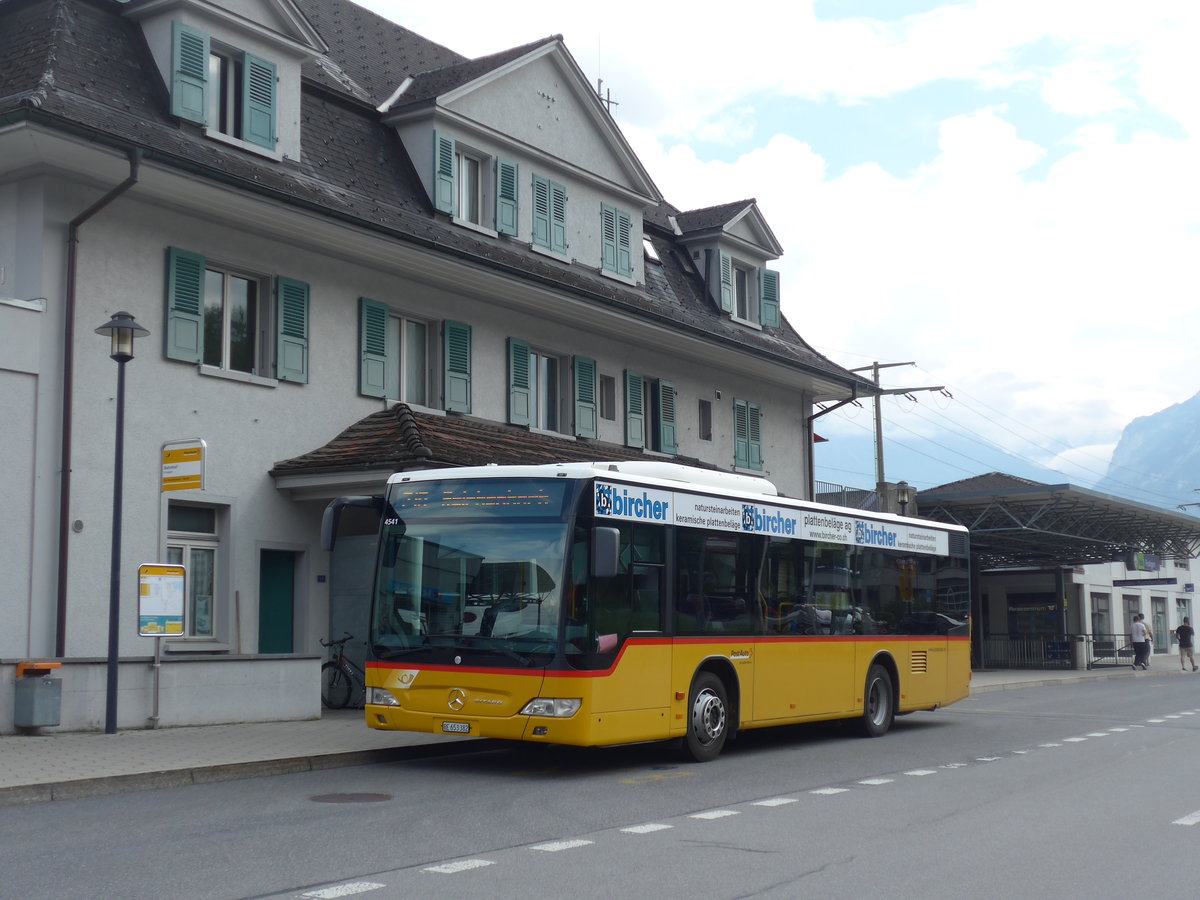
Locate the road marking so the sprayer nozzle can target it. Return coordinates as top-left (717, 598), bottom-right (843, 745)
top-left (1063, 737), bottom-right (1087, 743)
top-left (1085, 733), bottom-right (1109, 737)
top-left (1147, 719), bottom-right (1166, 723)
top-left (905, 769), bottom-right (938, 776)
top-left (1040, 743), bottom-right (1062, 747)
top-left (976, 756), bottom-right (1001, 762)
top-left (423, 859), bottom-right (494, 874)
top-left (691, 809), bottom-right (739, 820)
top-left (1173, 810), bottom-right (1200, 826)
top-left (753, 798), bottom-right (799, 806)
top-left (1108, 727), bottom-right (1129, 732)
top-left (858, 778), bottom-right (894, 785)
top-left (941, 763), bottom-right (968, 769)
top-left (621, 823), bottom-right (673, 834)
top-left (810, 787), bottom-right (848, 795)
top-left (302, 885), bottom-right (385, 899)
top-left (530, 839), bottom-right (593, 852)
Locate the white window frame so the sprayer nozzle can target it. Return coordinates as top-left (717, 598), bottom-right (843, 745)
top-left (732, 262), bottom-right (758, 325)
top-left (166, 503), bottom-right (221, 639)
top-left (201, 261), bottom-right (270, 377)
top-left (387, 311), bottom-right (431, 407)
top-left (599, 374), bottom-right (616, 422)
top-left (529, 347), bottom-right (565, 432)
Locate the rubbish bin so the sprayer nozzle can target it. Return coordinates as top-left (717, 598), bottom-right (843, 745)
top-left (14, 662), bottom-right (62, 728)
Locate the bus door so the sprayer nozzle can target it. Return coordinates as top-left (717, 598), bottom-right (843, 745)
top-left (756, 539), bottom-right (855, 719)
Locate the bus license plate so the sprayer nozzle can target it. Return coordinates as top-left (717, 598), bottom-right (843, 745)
top-left (442, 721), bottom-right (470, 734)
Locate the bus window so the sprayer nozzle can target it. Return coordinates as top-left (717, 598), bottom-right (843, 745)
top-left (675, 529), bottom-right (756, 635)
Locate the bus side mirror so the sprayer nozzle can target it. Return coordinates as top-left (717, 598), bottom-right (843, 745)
top-left (321, 495), bottom-right (383, 551)
top-left (591, 527), bottom-right (621, 579)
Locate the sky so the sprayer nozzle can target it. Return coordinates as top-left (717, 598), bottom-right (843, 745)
top-left (357, 0), bottom-right (1200, 502)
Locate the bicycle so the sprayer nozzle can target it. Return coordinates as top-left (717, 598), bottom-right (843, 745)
top-left (320, 633), bottom-right (365, 709)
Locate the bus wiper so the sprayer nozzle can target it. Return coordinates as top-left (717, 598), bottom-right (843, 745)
top-left (375, 635), bottom-right (456, 659)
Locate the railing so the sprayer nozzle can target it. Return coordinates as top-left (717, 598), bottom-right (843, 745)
top-left (814, 481), bottom-right (879, 511)
top-left (980, 633), bottom-right (1136, 670)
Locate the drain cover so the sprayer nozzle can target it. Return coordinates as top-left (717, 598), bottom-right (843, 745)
top-left (310, 793), bottom-right (393, 804)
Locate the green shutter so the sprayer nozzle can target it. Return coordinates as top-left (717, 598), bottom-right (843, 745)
top-left (165, 247), bottom-right (205, 363)
top-left (616, 209), bottom-right (633, 277)
top-left (657, 380), bottom-right (677, 454)
top-left (734, 399), bottom-right (749, 469)
top-left (532, 175), bottom-right (550, 248)
top-left (358, 297), bottom-right (388, 398)
top-left (718, 252), bottom-right (733, 312)
top-left (624, 370), bottom-right (645, 449)
top-left (242, 53), bottom-right (276, 149)
top-left (276, 277), bottom-right (309, 383)
top-left (550, 181), bottom-right (568, 253)
top-left (759, 269), bottom-right (780, 328)
top-left (574, 356), bottom-right (597, 439)
top-left (600, 205), bottom-right (618, 273)
top-left (507, 338), bottom-right (531, 426)
top-left (433, 132), bottom-right (456, 214)
top-left (496, 159), bottom-right (519, 236)
top-left (170, 22), bottom-right (208, 125)
top-left (747, 402), bottom-right (763, 470)
top-left (443, 320), bottom-right (472, 413)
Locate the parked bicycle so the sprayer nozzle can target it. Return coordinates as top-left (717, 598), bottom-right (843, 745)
top-left (320, 633), bottom-right (365, 709)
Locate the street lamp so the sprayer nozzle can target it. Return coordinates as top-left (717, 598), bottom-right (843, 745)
top-left (896, 481), bottom-right (913, 517)
top-left (94, 311), bottom-right (149, 734)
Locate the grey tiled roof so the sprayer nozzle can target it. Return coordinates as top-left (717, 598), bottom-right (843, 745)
top-left (270, 403), bottom-right (718, 475)
top-left (0, 0), bottom-right (869, 389)
top-left (675, 200), bottom-right (756, 234)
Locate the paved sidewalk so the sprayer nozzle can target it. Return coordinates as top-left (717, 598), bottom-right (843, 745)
top-left (0, 665), bottom-right (1179, 806)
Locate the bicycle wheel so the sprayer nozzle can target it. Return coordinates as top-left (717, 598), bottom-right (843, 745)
top-left (321, 661), bottom-right (353, 709)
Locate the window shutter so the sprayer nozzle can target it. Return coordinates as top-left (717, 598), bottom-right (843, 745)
top-left (358, 297), bottom-right (389, 398)
top-left (748, 402), bottom-right (763, 470)
top-left (507, 338), bottom-right (532, 426)
top-left (496, 159), bottom-right (519, 236)
top-left (532, 175), bottom-right (550, 248)
top-left (657, 380), bottom-right (677, 454)
top-left (170, 22), bottom-right (208, 125)
top-left (443, 321), bottom-right (472, 413)
top-left (550, 181), bottom-right (568, 253)
top-left (624, 370), bottom-right (645, 449)
top-left (718, 252), bottom-right (733, 312)
top-left (165, 247), bottom-right (205, 363)
top-left (759, 269), bottom-right (780, 328)
top-left (242, 53), bottom-right (277, 149)
top-left (433, 132), bottom-right (456, 214)
top-left (734, 398), bottom-right (749, 469)
top-left (616, 209), bottom-right (633, 277)
top-left (573, 356), bottom-right (597, 439)
top-left (275, 277), bottom-right (309, 383)
top-left (600, 205), bottom-right (617, 273)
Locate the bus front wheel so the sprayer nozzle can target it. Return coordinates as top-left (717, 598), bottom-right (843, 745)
top-left (858, 664), bottom-right (894, 737)
top-left (683, 672), bottom-right (729, 762)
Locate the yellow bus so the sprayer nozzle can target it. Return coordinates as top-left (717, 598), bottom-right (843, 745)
top-left (347, 461), bottom-right (970, 761)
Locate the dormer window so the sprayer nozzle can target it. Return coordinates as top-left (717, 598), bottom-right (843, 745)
top-left (171, 22), bottom-right (277, 152)
top-left (718, 251), bottom-right (780, 328)
top-left (456, 150), bottom-right (482, 224)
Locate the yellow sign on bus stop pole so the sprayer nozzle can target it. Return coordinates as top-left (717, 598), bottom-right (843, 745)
top-left (161, 439), bottom-right (205, 492)
top-left (138, 563), bottom-right (186, 636)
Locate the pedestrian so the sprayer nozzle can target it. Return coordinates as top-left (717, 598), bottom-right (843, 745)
top-left (1175, 617), bottom-right (1197, 672)
top-left (1131, 613), bottom-right (1150, 671)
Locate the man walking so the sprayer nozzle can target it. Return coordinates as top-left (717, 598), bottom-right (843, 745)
top-left (1175, 617), bottom-right (1196, 672)
top-left (1131, 613), bottom-right (1150, 671)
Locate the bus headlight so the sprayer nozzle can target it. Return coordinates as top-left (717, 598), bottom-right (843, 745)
top-left (367, 687), bottom-right (401, 707)
top-left (520, 698), bottom-right (581, 718)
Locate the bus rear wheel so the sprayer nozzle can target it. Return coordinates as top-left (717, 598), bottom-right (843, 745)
top-left (858, 664), bottom-right (894, 737)
top-left (683, 672), bottom-right (729, 762)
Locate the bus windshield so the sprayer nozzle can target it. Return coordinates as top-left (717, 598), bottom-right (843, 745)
top-left (370, 478), bottom-right (574, 662)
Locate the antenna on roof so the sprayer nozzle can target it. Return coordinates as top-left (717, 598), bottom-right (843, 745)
top-left (596, 78), bottom-right (620, 113)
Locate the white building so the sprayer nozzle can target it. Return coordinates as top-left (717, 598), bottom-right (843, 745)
top-left (0, 0), bottom-right (874, 730)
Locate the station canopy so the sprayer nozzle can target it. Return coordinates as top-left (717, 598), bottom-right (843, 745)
top-left (918, 474), bottom-right (1200, 570)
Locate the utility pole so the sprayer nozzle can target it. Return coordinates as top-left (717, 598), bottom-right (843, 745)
top-left (849, 362), bottom-right (943, 512)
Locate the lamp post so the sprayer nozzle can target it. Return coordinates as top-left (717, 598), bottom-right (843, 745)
top-left (94, 311), bottom-right (149, 734)
top-left (896, 480), bottom-right (913, 517)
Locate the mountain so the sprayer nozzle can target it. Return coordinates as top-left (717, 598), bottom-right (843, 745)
top-left (1095, 391), bottom-right (1200, 510)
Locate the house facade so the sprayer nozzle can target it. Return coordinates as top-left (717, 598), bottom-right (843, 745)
top-left (0, 0), bottom-right (872, 731)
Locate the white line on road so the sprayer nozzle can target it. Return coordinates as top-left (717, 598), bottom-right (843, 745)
top-left (1173, 810), bottom-right (1200, 826)
top-left (530, 839), bottom-right (593, 852)
top-left (691, 809), bottom-right (739, 820)
top-left (1063, 737), bottom-right (1087, 743)
top-left (302, 883), bottom-right (386, 897)
top-left (423, 859), bottom-right (495, 874)
top-left (858, 778), bottom-right (894, 785)
top-left (753, 798), bottom-right (799, 806)
top-left (621, 823), bottom-right (673, 833)
top-left (810, 787), bottom-right (848, 795)
top-left (905, 769), bottom-right (938, 776)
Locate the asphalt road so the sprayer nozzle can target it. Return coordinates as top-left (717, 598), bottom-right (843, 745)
top-left (5, 675), bottom-right (1200, 900)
